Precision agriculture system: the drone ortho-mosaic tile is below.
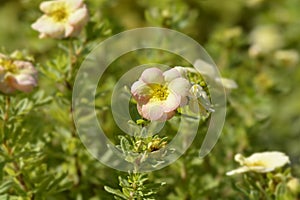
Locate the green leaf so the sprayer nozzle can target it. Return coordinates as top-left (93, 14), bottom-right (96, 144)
top-left (104, 186), bottom-right (127, 199)
top-left (4, 166), bottom-right (17, 176)
top-left (275, 183), bottom-right (288, 200)
top-left (46, 173), bottom-right (69, 193)
top-left (0, 194), bottom-right (8, 200)
top-left (0, 162), bottom-right (5, 181)
top-left (0, 180), bottom-right (12, 194)
top-left (120, 136), bottom-right (131, 154)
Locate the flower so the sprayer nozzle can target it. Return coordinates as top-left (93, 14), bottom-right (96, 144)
top-left (248, 25), bottom-right (283, 57)
top-left (176, 63), bottom-right (238, 90)
top-left (0, 54), bottom-right (38, 94)
top-left (226, 151), bottom-right (290, 176)
top-left (274, 49), bottom-right (299, 67)
top-left (31, 0), bottom-right (89, 39)
top-left (131, 68), bottom-right (190, 121)
top-left (215, 77), bottom-right (238, 89)
top-left (287, 178), bottom-right (299, 193)
top-left (173, 64), bottom-right (237, 114)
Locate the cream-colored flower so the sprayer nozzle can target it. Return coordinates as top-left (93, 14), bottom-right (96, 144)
top-left (0, 54), bottom-right (38, 94)
top-left (274, 49), bottom-right (299, 67)
top-left (249, 25), bottom-right (283, 57)
top-left (31, 0), bottom-right (89, 39)
top-left (287, 178), bottom-right (299, 193)
top-left (226, 151), bottom-right (290, 176)
top-left (193, 60), bottom-right (238, 90)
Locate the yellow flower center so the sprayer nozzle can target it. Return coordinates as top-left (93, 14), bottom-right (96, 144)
top-left (151, 84), bottom-right (169, 101)
top-left (246, 161), bottom-right (266, 167)
top-left (0, 59), bottom-right (18, 74)
top-left (49, 5), bottom-right (69, 22)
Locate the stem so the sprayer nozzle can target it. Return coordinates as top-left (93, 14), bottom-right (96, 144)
top-left (66, 39), bottom-right (82, 186)
top-left (2, 96), bottom-right (11, 152)
top-left (4, 95), bottom-right (10, 122)
top-left (67, 40), bottom-right (77, 137)
top-left (67, 39), bottom-right (74, 88)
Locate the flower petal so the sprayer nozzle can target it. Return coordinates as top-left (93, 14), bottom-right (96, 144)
top-left (215, 77), bottom-right (238, 89)
top-left (245, 151), bottom-right (290, 169)
top-left (162, 91), bottom-right (180, 112)
top-left (168, 77), bottom-right (190, 96)
top-left (13, 74), bottom-right (37, 92)
top-left (65, 0), bottom-right (84, 11)
top-left (6, 75), bottom-right (36, 92)
top-left (226, 166), bottom-right (251, 176)
top-left (40, 0), bottom-right (65, 14)
top-left (141, 103), bottom-right (164, 121)
top-left (131, 80), bottom-right (152, 104)
top-left (227, 151), bottom-right (291, 176)
top-left (31, 15), bottom-right (65, 39)
top-left (174, 66), bottom-right (197, 77)
top-left (13, 61), bottom-right (36, 73)
top-left (193, 59), bottom-right (215, 77)
top-left (64, 24), bottom-right (74, 37)
top-left (68, 6), bottom-right (88, 26)
top-left (163, 68), bottom-right (181, 82)
top-left (140, 68), bottom-right (164, 84)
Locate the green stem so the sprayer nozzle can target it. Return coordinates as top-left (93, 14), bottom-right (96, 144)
top-left (68, 39), bottom-right (74, 87)
top-left (4, 95), bottom-right (10, 122)
top-left (66, 39), bottom-right (82, 186)
top-left (2, 96), bottom-right (10, 153)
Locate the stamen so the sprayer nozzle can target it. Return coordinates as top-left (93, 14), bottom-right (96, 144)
top-left (151, 84), bottom-right (169, 101)
top-left (49, 5), bottom-right (68, 22)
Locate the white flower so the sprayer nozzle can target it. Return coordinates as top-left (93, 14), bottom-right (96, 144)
top-left (31, 0), bottom-right (89, 39)
top-left (226, 151), bottom-right (290, 176)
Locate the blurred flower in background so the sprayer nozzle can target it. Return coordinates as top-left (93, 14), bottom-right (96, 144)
top-left (226, 151), bottom-right (290, 176)
top-left (274, 49), bottom-right (299, 67)
top-left (31, 0), bottom-right (89, 39)
top-left (0, 53), bottom-right (38, 94)
top-left (248, 25), bottom-right (283, 58)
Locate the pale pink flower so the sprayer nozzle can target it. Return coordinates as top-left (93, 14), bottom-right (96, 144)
top-left (31, 0), bottom-right (89, 39)
top-left (131, 68), bottom-right (190, 121)
top-left (0, 54), bottom-right (38, 94)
